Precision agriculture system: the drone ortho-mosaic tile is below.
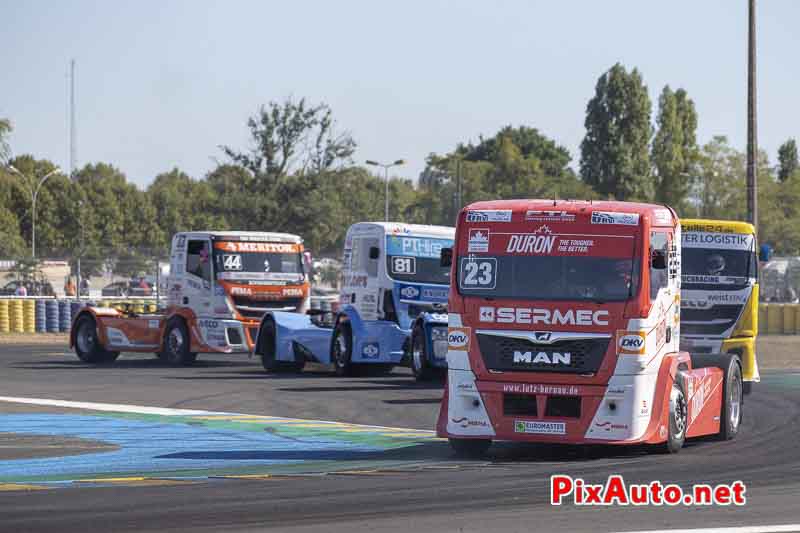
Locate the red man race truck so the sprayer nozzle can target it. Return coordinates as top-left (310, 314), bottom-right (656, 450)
top-left (437, 201), bottom-right (747, 456)
top-left (70, 231), bottom-right (310, 365)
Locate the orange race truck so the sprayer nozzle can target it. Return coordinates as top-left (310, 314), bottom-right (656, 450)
top-left (70, 231), bottom-right (310, 365)
top-left (438, 200), bottom-right (748, 456)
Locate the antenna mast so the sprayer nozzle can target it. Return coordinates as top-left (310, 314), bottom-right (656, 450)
top-left (69, 59), bottom-right (76, 178)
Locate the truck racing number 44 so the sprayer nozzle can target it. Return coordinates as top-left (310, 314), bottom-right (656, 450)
top-left (70, 231), bottom-right (310, 365)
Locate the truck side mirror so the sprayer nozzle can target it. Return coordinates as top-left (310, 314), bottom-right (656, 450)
top-left (651, 250), bottom-right (667, 270)
top-left (369, 246), bottom-right (380, 260)
top-left (440, 247), bottom-right (453, 268)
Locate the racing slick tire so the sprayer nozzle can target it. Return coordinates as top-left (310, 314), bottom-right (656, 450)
top-left (74, 315), bottom-right (120, 364)
top-left (691, 353), bottom-right (743, 440)
top-left (660, 375), bottom-right (688, 454)
top-left (448, 438), bottom-right (491, 458)
top-left (258, 318), bottom-right (304, 373)
top-left (331, 321), bottom-right (354, 377)
top-left (410, 324), bottom-right (434, 382)
top-left (161, 318), bottom-right (198, 366)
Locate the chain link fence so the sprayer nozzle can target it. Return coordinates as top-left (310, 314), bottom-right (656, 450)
top-left (760, 257), bottom-right (800, 303)
top-left (0, 250), bottom-right (169, 301)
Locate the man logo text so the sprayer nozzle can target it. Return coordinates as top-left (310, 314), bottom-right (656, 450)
top-left (513, 351), bottom-right (571, 365)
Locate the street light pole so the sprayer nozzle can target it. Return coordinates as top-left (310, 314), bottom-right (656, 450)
top-left (366, 159), bottom-right (406, 221)
top-left (8, 165), bottom-right (61, 259)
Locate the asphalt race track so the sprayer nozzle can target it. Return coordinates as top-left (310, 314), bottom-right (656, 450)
top-left (0, 341), bottom-right (799, 533)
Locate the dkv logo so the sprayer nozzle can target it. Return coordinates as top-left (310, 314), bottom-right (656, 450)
top-left (362, 343), bottom-right (380, 358)
top-left (447, 327), bottom-right (471, 350)
top-left (618, 331), bottom-right (646, 354)
top-left (399, 285), bottom-right (420, 299)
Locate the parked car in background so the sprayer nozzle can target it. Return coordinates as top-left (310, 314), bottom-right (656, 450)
top-left (101, 279), bottom-right (154, 298)
top-left (0, 279), bottom-right (55, 297)
top-left (101, 281), bottom-right (130, 297)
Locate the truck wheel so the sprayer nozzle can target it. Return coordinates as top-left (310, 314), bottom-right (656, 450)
top-left (410, 325), bottom-right (433, 381)
top-left (691, 353), bottom-right (744, 440)
top-left (331, 322), bottom-right (353, 377)
top-left (162, 318), bottom-right (197, 366)
top-left (719, 355), bottom-right (743, 440)
top-left (74, 316), bottom-right (119, 364)
top-left (449, 438), bottom-right (491, 458)
top-left (661, 376), bottom-right (688, 454)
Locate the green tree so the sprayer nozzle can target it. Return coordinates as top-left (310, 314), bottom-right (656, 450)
top-left (418, 126), bottom-right (593, 226)
top-left (221, 97), bottom-right (356, 188)
top-left (205, 164), bottom-right (255, 228)
top-left (652, 86), bottom-right (698, 211)
top-left (580, 63), bottom-right (653, 200)
top-left (0, 169), bottom-right (26, 258)
top-left (459, 125), bottom-right (573, 178)
top-left (73, 163), bottom-right (164, 269)
top-left (778, 138), bottom-right (798, 183)
top-left (3, 155), bottom-right (72, 258)
top-left (147, 168), bottom-right (228, 250)
top-left (694, 136), bottom-right (747, 220)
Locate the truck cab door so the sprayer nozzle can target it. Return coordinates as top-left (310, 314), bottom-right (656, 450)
top-left (184, 239), bottom-right (214, 315)
top-left (650, 230), bottom-right (679, 352)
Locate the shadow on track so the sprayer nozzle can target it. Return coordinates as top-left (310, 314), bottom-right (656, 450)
top-left (276, 378), bottom-right (444, 393)
top-left (152, 440), bottom-right (654, 464)
top-left (163, 369), bottom-right (334, 380)
top-left (12, 359), bottom-right (255, 370)
top-left (382, 398), bottom-right (441, 405)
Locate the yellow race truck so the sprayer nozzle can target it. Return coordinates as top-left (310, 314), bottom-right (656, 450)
top-left (679, 219), bottom-right (760, 391)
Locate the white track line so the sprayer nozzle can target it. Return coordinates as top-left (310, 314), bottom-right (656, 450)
top-left (617, 526), bottom-right (800, 533)
top-left (0, 395), bottom-right (436, 434)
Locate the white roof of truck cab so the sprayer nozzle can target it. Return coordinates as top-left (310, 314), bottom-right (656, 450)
top-left (176, 231), bottom-right (303, 244)
top-left (348, 222), bottom-right (455, 239)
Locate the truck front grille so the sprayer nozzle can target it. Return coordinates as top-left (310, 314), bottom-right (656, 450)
top-left (681, 304), bottom-right (743, 336)
top-left (477, 334), bottom-right (609, 374)
top-left (232, 296), bottom-right (303, 318)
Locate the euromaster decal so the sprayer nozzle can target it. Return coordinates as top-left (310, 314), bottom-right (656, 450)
top-left (515, 420), bottom-right (566, 435)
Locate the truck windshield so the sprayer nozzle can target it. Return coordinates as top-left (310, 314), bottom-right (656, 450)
top-left (385, 235), bottom-right (454, 285)
top-left (457, 255), bottom-right (638, 302)
top-left (681, 231), bottom-right (756, 289)
top-left (212, 242), bottom-right (304, 283)
top-left (682, 247), bottom-right (756, 289)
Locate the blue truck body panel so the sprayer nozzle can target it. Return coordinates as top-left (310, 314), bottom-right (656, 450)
top-left (265, 280), bottom-right (449, 367)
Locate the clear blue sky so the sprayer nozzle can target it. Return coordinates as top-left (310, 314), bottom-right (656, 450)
top-left (1, 0), bottom-right (797, 188)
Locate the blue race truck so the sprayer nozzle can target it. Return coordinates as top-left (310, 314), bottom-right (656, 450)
top-left (253, 222), bottom-right (454, 378)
